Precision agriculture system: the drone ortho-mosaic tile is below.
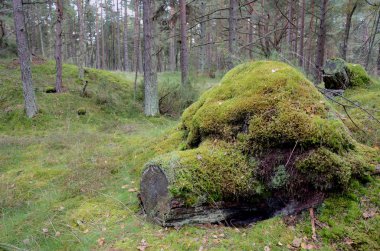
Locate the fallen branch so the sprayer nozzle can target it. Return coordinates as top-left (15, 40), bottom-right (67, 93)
top-left (309, 208), bottom-right (317, 241)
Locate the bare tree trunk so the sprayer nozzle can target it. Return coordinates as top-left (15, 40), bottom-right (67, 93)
top-left (116, 0), bottom-right (122, 70)
top-left (101, 0), bottom-right (105, 68)
top-left (95, 0), bottom-right (100, 69)
top-left (169, 0), bottom-right (176, 71)
top-left (142, 0), bottom-right (159, 116)
top-left (123, 0), bottom-right (130, 71)
top-left (342, 0), bottom-right (358, 61)
top-left (377, 43), bottom-right (380, 75)
top-left (228, 0), bottom-right (237, 69)
top-left (179, 0), bottom-right (189, 85)
top-left (306, 0), bottom-right (314, 73)
top-left (77, 0), bottom-right (85, 80)
top-left (248, 10), bottom-right (254, 60)
top-left (55, 0), bottom-right (63, 92)
top-left (199, 1), bottom-right (206, 73)
top-left (315, 0), bottom-right (329, 83)
top-left (133, 0), bottom-right (140, 72)
top-left (12, 0), bottom-right (38, 118)
top-left (298, 0), bottom-right (305, 67)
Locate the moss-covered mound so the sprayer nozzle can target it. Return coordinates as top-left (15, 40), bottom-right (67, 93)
top-left (141, 61), bottom-right (375, 226)
top-left (323, 58), bottom-right (372, 89)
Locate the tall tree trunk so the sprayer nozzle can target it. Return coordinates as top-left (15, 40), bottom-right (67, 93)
top-left (77, 0), bottom-right (85, 80)
top-left (116, 0), bottom-right (121, 70)
top-left (55, 0), bottom-right (63, 92)
top-left (142, 0), bottom-right (159, 116)
top-left (179, 0), bottom-right (189, 85)
top-left (12, 0), bottom-right (38, 118)
top-left (377, 42), bottom-right (380, 75)
top-left (95, 0), bottom-right (100, 69)
top-left (228, 0), bottom-right (237, 69)
top-left (123, 0), bottom-right (130, 71)
top-left (169, 0), bottom-right (176, 71)
top-left (199, 1), bottom-right (206, 73)
top-left (298, 0), bottom-right (305, 67)
top-left (133, 0), bottom-right (140, 72)
top-left (101, 0), bottom-right (105, 68)
top-left (248, 10), bottom-right (254, 60)
top-left (315, 0), bottom-right (329, 83)
top-left (306, 0), bottom-right (314, 73)
top-left (341, 0), bottom-right (358, 61)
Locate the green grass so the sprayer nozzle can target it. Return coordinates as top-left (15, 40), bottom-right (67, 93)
top-left (0, 59), bottom-right (379, 250)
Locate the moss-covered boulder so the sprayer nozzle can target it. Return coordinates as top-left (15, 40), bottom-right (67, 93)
top-left (323, 58), bottom-right (372, 89)
top-left (140, 61), bottom-right (375, 226)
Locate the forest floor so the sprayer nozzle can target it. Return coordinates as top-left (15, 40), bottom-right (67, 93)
top-left (0, 59), bottom-right (379, 251)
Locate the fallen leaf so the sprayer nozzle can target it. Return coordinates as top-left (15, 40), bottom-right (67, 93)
top-left (301, 242), bottom-right (315, 250)
top-left (264, 245), bottom-right (271, 251)
top-left (137, 239), bottom-right (149, 251)
top-left (363, 209), bottom-right (377, 219)
top-left (198, 246), bottom-right (204, 251)
top-left (97, 237), bottom-right (105, 246)
top-left (292, 237), bottom-right (302, 248)
top-left (128, 188), bottom-right (138, 192)
top-left (42, 228), bottom-right (49, 234)
top-left (83, 229), bottom-right (89, 234)
top-left (121, 184), bottom-right (129, 189)
top-left (55, 231), bottom-right (61, 237)
top-left (278, 242), bottom-right (283, 246)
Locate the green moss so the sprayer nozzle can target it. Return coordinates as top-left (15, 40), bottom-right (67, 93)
top-left (347, 63), bottom-right (372, 87)
top-left (145, 140), bottom-right (260, 206)
top-left (77, 107), bottom-right (87, 115)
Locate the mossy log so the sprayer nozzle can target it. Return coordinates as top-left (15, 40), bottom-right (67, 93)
top-left (323, 58), bottom-right (372, 89)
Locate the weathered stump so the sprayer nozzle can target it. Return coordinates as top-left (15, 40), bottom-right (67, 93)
top-left (323, 58), bottom-right (350, 89)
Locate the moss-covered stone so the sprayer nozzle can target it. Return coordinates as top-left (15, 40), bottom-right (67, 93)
top-left (141, 61), bottom-right (375, 226)
top-left (323, 58), bottom-right (372, 89)
top-left (77, 107), bottom-right (86, 115)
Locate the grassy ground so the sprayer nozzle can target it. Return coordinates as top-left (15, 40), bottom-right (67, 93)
top-left (0, 59), bottom-right (379, 251)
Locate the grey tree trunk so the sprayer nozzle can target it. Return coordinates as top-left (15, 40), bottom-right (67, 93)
top-left (123, 0), bottom-right (130, 71)
top-left (76, 0), bottom-right (85, 79)
top-left (55, 0), bottom-right (63, 92)
top-left (133, 0), bottom-right (141, 72)
top-left (298, 0), bottom-right (305, 67)
top-left (179, 0), bottom-right (189, 85)
top-left (169, 0), bottom-right (176, 72)
top-left (95, 0), bottom-right (100, 69)
top-left (228, 0), bottom-right (237, 69)
top-left (306, 0), bottom-right (314, 73)
top-left (142, 0), bottom-right (159, 116)
top-left (315, 0), bottom-right (329, 83)
top-left (116, 0), bottom-right (122, 70)
top-left (12, 0), bottom-right (38, 118)
top-left (101, 0), bottom-right (105, 68)
top-left (199, 1), bottom-right (206, 73)
top-left (377, 43), bottom-right (380, 75)
top-left (365, 9), bottom-right (380, 70)
top-left (341, 0), bottom-right (358, 61)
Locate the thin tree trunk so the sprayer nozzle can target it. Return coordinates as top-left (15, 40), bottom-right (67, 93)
top-left (298, 0), bottom-right (305, 67)
top-left (179, 0), bottom-right (189, 85)
top-left (228, 0), bottom-right (237, 69)
top-left (77, 0), bottom-right (85, 80)
top-left (377, 42), bottom-right (380, 75)
top-left (101, 0), bottom-right (105, 68)
top-left (116, 0), bottom-right (121, 70)
top-left (55, 0), bottom-right (63, 92)
top-left (12, 0), bottom-right (38, 118)
top-left (123, 0), bottom-right (130, 71)
top-left (248, 10), bottom-right (254, 60)
top-left (142, 0), bottom-right (159, 116)
top-left (306, 0), bottom-right (314, 73)
top-left (199, 1), bottom-right (206, 73)
top-left (95, 0), bottom-right (100, 69)
top-left (169, 0), bottom-right (176, 71)
top-left (133, 0), bottom-right (140, 72)
top-left (315, 0), bottom-right (329, 83)
top-left (342, 0), bottom-right (358, 61)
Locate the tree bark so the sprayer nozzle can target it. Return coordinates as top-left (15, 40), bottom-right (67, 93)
top-left (101, 0), bottom-right (105, 68)
top-left (169, 0), bottom-right (176, 72)
top-left (228, 0), bottom-right (237, 69)
top-left (315, 0), bottom-right (329, 83)
top-left (133, 0), bottom-right (140, 73)
top-left (298, 0), bottom-right (305, 67)
top-left (142, 0), bottom-right (159, 116)
top-left (365, 8), bottom-right (380, 70)
top-left (12, 0), bottom-right (38, 118)
top-left (123, 0), bottom-right (130, 71)
top-left (55, 0), bottom-right (63, 92)
top-left (341, 0), bottom-right (358, 61)
top-left (199, 1), bottom-right (206, 73)
top-left (306, 0), bottom-right (314, 73)
top-left (179, 0), bottom-right (189, 85)
top-left (377, 43), bottom-right (380, 75)
top-left (95, 0), bottom-right (101, 69)
top-left (76, 0), bottom-right (85, 80)
top-left (116, 0), bottom-right (122, 70)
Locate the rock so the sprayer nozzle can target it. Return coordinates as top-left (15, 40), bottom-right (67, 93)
top-left (140, 61), bottom-right (375, 226)
top-left (77, 107), bottom-right (86, 116)
top-left (323, 58), bottom-right (372, 89)
top-left (45, 86), bottom-right (57, 93)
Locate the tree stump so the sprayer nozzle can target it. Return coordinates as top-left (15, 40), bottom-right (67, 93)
top-left (323, 58), bottom-right (350, 89)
